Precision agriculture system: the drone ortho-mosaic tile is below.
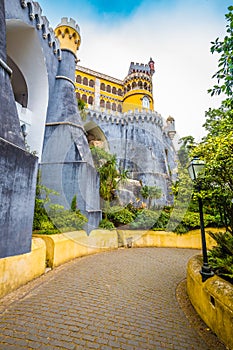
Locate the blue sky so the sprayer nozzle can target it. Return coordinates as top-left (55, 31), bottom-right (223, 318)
top-left (38, 0), bottom-right (232, 141)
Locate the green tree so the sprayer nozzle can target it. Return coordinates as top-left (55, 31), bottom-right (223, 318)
top-left (191, 6), bottom-right (233, 281)
top-left (77, 98), bottom-right (87, 121)
top-left (140, 185), bottom-right (162, 209)
top-left (207, 5), bottom-right (233, 108)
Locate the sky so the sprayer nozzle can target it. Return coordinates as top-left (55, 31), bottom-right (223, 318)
top-left (38, 0), bottom-right (232, 141)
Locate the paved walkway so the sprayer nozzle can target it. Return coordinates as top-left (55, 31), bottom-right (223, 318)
top-left (0, 248), bottom-right (225, 349)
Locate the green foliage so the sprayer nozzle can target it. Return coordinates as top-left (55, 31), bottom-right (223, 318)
top-left (140, 185), bottom-right (162, 209)
top-left (208, 231), bottom-right (233, 283)
top-left (47, 204), bottom-right (87, 232)
top-left (98, 218), bottom-right (115, 230)
top-left (130, 209), bottom-right (160, 229)
top-left (71, 195), bottom-right (77, 212)
top-left (208, 6), bottom-right (233, 108)
top-left (107, 206), bottom-right (135, 227)
top-left (190, 7), bottom-right (233, 283)
top-left (90, 146), bottom-right (112, 169)
top-left (77, 99), bottom-right (87, 121)
top-left (33, 172), bottom-right (87, 234)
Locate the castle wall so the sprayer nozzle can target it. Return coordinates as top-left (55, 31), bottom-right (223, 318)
top-left (85, 110), bottom-right (176, 206)
top-left (0, 0), bottom-right (38, 259)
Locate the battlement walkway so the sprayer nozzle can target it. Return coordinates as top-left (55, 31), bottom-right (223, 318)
top-left (0, 248), bottom-right (226, 349)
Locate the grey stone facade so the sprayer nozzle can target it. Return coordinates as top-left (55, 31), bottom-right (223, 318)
top-left (0, 0), bottom-right (38, 259)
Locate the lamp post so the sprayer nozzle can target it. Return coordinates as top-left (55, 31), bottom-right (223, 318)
top-left (188, 157), bottom-right (214, 282)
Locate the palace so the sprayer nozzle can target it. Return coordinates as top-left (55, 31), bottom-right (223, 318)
top-left (0, 0), bottom-right (177, 259)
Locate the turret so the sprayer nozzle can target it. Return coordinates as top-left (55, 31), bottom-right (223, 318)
top-left (122, 58), bottom-right (155, 113)
top-left (54, 17), bottom-right (81, 58)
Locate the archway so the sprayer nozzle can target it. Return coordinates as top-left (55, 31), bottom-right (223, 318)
top-left (6, 19), bottom-right (49, 158)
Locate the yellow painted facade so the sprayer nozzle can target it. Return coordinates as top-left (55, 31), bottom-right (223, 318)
top-left (56, 21), bottom-right (155, 113)
top-left (75, 60), bottom-right (155, 113)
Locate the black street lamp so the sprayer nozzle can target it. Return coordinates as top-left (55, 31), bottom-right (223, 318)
top-left (188, 157), bottom-right (214, 282)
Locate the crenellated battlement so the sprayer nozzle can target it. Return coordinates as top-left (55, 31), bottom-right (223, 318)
top-left (128, 62), bottom-right (151, 75)
top-left (58, 17), bottom-right (80, 34)
top-left (86, 107), bottom-right (164, 127)
top-left (19, 0), bottom-right (62, 60)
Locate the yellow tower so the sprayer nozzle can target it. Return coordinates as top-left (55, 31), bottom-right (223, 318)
top-left (54, 17), bottom-right (81, 57)
top-left (122, 58), bottom-right (155, 113)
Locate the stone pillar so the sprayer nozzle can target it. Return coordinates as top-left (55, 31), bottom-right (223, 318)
top-left (0, 1), bottom-right (38, 258)
top-left (41, 18), bottom-right (101, 233)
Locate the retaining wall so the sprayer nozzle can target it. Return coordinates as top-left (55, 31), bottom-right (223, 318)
top-left (187, 256), bottom-right (233, 350)
top-left (0, 238), bottom-right (46, 298)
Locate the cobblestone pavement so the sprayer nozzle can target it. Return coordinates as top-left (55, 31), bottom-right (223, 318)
top-left (0, 248), bottom-right (225, 349)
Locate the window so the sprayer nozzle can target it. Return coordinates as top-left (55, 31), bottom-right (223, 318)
top-left (83, 77), bottom-right (88, 86)
top-left (76, 75), bottom-right (81, 83)
top-left (82, 94), bottom-right (87, 103)
top-left (100, 83), bottom-right (105, 91)
top-left (89, 79), bottom-right (94, 87)
top-left (112, 103), bottom-right (116, 111)
top-left (106, 101), bottom-right (111, 109)
top-left (117, 104), bottom-right (122, 112)
top-left (76, 92), bottom-right (80, 99)
top-left (106, 85), bottom-right (111, 93)
top-left (88, 96), bottom-right (93, 105)
top-left (112, 87), bottom-right (116, 94)
top-left (142, 96), bottom-right (150, 109)
top-left (118, 89), bottom-right (122, 96)
top-left (100, 99), bottom-right (105, 108)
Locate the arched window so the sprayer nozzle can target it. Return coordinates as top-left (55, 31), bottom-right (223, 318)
top-left (76, 75), bottom-right (81, 83)
top-left (100, 83), bottom-right (105, 91)
top-left (112, 86), bottom-right (116, 94)
top-left (132, 82), bottom-right (137, 89)
top-left (144, 82), bottom-right (148, 90)
top-left (138, 81), bottom-right (143, 89)
top-left (100, 99), bottom-right (105, 108)
top-left (106, 85), bottom-right (111, 93)
top-left (89, 79), bottom-right (94, 87)
top-left (76, 92), bottom-right (80, 99)
top-left (118, 89), bottom-right (122, 96)
top-left (127, 84), bottom-right (131, 92)
top-left (112, 103), bottom-right (116, 111)
top-left (142, 96), bottom-right (150, 109)
top-left (82, 94), bottom-right (87, 103)
top-left (106, 101), bottom-right (111, 109)
top-left (88, 96), bottom-right (93, 105)
top-left (83, 77), bottom-right (88, 86)
top-left (117, 104), bottom-right (122, 112)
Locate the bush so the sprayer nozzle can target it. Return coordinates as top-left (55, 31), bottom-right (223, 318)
top-left (48, 204), bottom-right (88, 232)
top-left (107, 206), bottom-right (135, 227)
top-left (130, 209), bottom-right (159, 229)
top-left (99, 218), bottom-right (115, 230)
top-left (208, 231), bottom-right (233, 283)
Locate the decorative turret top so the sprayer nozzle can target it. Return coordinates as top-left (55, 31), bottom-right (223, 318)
top-left (55, 17), bottom-right (81, 56)
top-left (128, 58), bottom-right (155, 77)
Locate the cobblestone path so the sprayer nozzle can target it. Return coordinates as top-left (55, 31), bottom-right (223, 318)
top-left (0, 248), bottom-right (224, 349)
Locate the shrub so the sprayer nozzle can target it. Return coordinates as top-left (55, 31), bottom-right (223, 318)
top-left (107, 206), bottom-right (135, 227)
top-left (208, 231), bottom-right (233, 283)
top-left (48, 204), bottom-right (88, 232)
top-left (99, 218), bottom-right (115, 230)
top-left (130, 209), bottom-right (159, 229)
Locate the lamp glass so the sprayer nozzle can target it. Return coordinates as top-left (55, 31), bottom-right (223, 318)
top-left (188, 157), bottom-right (205, 181)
